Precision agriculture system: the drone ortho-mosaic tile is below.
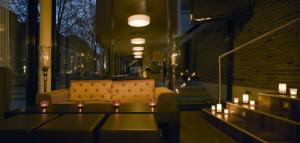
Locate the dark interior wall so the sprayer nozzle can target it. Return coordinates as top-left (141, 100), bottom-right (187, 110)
top-left (184, 21), bottom-right (230, 84)
top-left (233, 0), bottom-right (300, 89)
top-left (184, 0), bottom-right (300, 90)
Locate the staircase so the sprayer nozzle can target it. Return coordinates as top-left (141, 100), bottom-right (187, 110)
top-left (176, 81), bottom-right (212, 110)
top-left (202, 92), bottom-right (300, 143)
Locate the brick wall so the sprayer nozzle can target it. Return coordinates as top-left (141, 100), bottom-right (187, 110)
top-left (185, 0), bottom-right (300, 90)
top-left (233, 0), bottom-right (300, 89)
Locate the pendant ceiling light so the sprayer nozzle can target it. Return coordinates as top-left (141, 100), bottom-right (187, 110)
top-left (133, 51), bottom-right (143, 56)
top-left (134, 55), bottom-right (142, 59)
top-left (131, 38), bottom-right (146, 44)
top-left (132, 46), bottom-right (144, 51)
top-left (128, 14), bottom-right (150, 27)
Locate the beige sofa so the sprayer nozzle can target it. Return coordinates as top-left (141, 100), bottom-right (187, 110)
top-left (39, 79), bottom-right (175, 104)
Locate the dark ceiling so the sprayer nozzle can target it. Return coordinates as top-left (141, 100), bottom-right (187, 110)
top-left (96, 0), bottom-right (169, 59)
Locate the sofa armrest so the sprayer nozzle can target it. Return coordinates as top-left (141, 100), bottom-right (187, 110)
top-left (155, 87), bottom-right (176, 105)
top-left (38, 89), bottom-right (69, 104)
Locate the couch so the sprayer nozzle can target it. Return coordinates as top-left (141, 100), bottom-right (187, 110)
top-left (39, 79), bottom-right (175, 104)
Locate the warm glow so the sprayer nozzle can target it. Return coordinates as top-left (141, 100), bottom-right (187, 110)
top-left (132, 46), bottom-right (144, 51)
top-left (131, 38), bottom-right (146, 44)
top-left (40, 100), bottom-right (49, 108)
top-left (290, 88), bottom-right (297, 95)
top-left (250, 100), bottom-right (255, 106)
top-left (242, 93), bottom-right (249, 104)
top-left (211, 105), bottom-right (216, 111)
top-left (113, 100), bottom-right (120, 108)
top-left (216, 104), bottom-right (222, 113)
top-left (224, 109), bottom-right (229, 115)
top-left (134, 55), bottom-right (142, 59)
top-left (128, 14), bottom-right (150, 27)
top-left (171, 53), bottom-right (178, 66)
top-left (233, 97), bottom-right (239, 104)
top-left (278, 83), bottom-right (287, 94)
top-left (133, 51), bottom-right (143, 56)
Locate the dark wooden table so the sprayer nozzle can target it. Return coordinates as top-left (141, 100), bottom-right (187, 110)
top-left (33, 114), bottom-right (105, 143)
top-left (6, 103), bottom-right (179, 143)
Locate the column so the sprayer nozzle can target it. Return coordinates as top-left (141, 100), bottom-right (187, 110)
top-left (39, 0), bottom-right (52, 93)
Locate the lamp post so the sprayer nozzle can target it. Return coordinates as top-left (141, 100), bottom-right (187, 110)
top-left (40, 47), bottom-right (50, 93)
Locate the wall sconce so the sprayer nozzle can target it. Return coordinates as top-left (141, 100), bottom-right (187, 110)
top-left (242, 93), bottom-right (249, 104)
top-left (278, 83), bottom-right (287, 94)
top-left (40, 47), bottom-right (50, 93)
top-left (233, 97), bottom-right (239, 104)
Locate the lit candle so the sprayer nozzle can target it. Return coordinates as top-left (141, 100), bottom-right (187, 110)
top-left (242, 93), bottom-right (249, 104)
top-left (278, 83), bottom-right (287, 94)
top-left (211, 105), bottom-right (216, 111)
top-left (112, 100), bottom-right (120, 108)
top-left (171, 53), bottom-right (177, 66)
top-left (233, 97), bottom-right (239, 104)
top-left (290, 88), bottom-right (298, 95)
top-left (224, 109), bottom-right (229, 115)
top-left (40, 100), bottom-right (49, 108)
top-left (76, 101), bottom-right (85, 109)
top-left (216, 104), bottom-right (222, 113)
top-left (250, 100), bottom-right (255, 106)
top-left (149, 99), bottom-right (157, 107)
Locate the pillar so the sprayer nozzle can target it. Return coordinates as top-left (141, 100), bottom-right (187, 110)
top-left (39, 0), bottom-right (52, 93)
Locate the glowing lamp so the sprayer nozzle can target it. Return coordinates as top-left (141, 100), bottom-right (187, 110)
top-left (278, 83), bottom-right (287, 94)
top-left (76, 101), bottom-right (85, 109)
top-left (290, 88), bottom-right (297, 98)
top-left (132, 46), bottom-right (144, 51)
top-left (171, 53), bottom-right (178, 66)
top-left (149, 99), bottom-right (157, 107)
top-left (133, 51), bottom-right (143, 56)
top-left (40, 100), bottom-right (49, 108)
top-left (131, 38), bottom-right (146, 44)
top-left (128, 14), bottom-right (150, 27)
top-left (242, 93), bottom-right (249, 104)
top-left (134, 55), bottom-right (142, 59)
top-left (112, 100), bottom-right (120, 108)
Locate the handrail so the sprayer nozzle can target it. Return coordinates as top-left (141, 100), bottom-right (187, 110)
top-left (218, 16), bottom-right (300, 103)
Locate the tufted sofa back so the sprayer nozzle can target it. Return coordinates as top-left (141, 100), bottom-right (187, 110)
top-left (68, 79), bottom-right (155, 103)
top-left (69, 80), bottom-right (113, 102)
top-left (111, 79), bottom-right (155, 103)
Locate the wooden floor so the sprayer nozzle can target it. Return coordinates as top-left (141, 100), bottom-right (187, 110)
top-left (180, 111), bottom-right (237, 143)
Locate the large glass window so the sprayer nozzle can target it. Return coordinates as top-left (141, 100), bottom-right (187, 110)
top-left (53, 0), bottom-right (106, 89)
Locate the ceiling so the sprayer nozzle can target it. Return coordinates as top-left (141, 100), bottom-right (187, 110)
top-left (96, 0), bottom-right (169, 58)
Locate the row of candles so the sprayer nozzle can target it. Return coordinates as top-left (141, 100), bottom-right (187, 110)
top-left (40, 99), bottom-right (157, 109)
top-left (211, 83), bottom-right (298, 114)
top-left (278, 83), bottom-right (298, 98)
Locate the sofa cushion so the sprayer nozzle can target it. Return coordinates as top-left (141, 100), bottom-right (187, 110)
top-left (69, 80), bottom-right (113, 102)
top-left (111, 79), bottom-right (155, 103)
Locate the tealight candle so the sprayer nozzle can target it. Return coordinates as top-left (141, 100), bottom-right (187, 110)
top-left (224, 109), bottom-right (229, 115)
top-left (233, 97), bottom-right (239, 104)
top-left (112, 100), bottom-right (120, 108)
top-left (40, 100), bottom-right (49, 108)
top-left (149, 99), bottom-right (157, 107)
top-left (216, 104), bottom-right (222, 113)
top-left (290, 88), bottom-right (297, 97)
top-left (76, 101), bottom-right (85, 109)
top-left (250, 100), bottom-right (255, 106)
top-left (278, 83), bottom-right (287, 94)
top-left (242, 93), bottom-right (249, 104)
top-left (211, 105), bottom-right (216, 111)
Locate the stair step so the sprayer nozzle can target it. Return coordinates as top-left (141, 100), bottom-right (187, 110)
top-left (202, 109), bottom-right (295, 143)
top-left (258, 93), bottom-right (300, 114)
top-left (226, 102), bottom-right (300, 142)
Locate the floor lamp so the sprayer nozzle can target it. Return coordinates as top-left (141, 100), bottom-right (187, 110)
top-left (218, 17), bottom-right (300, 104)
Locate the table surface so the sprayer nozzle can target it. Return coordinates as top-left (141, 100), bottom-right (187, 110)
top-left (101, 114), bottom-right (158, 131)
top-left (0, 114), bottom-right (58, 130)
top-left (38, 114), bottom-right (105, 131)
top-left (7, 103), bottom-right (178, 115)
